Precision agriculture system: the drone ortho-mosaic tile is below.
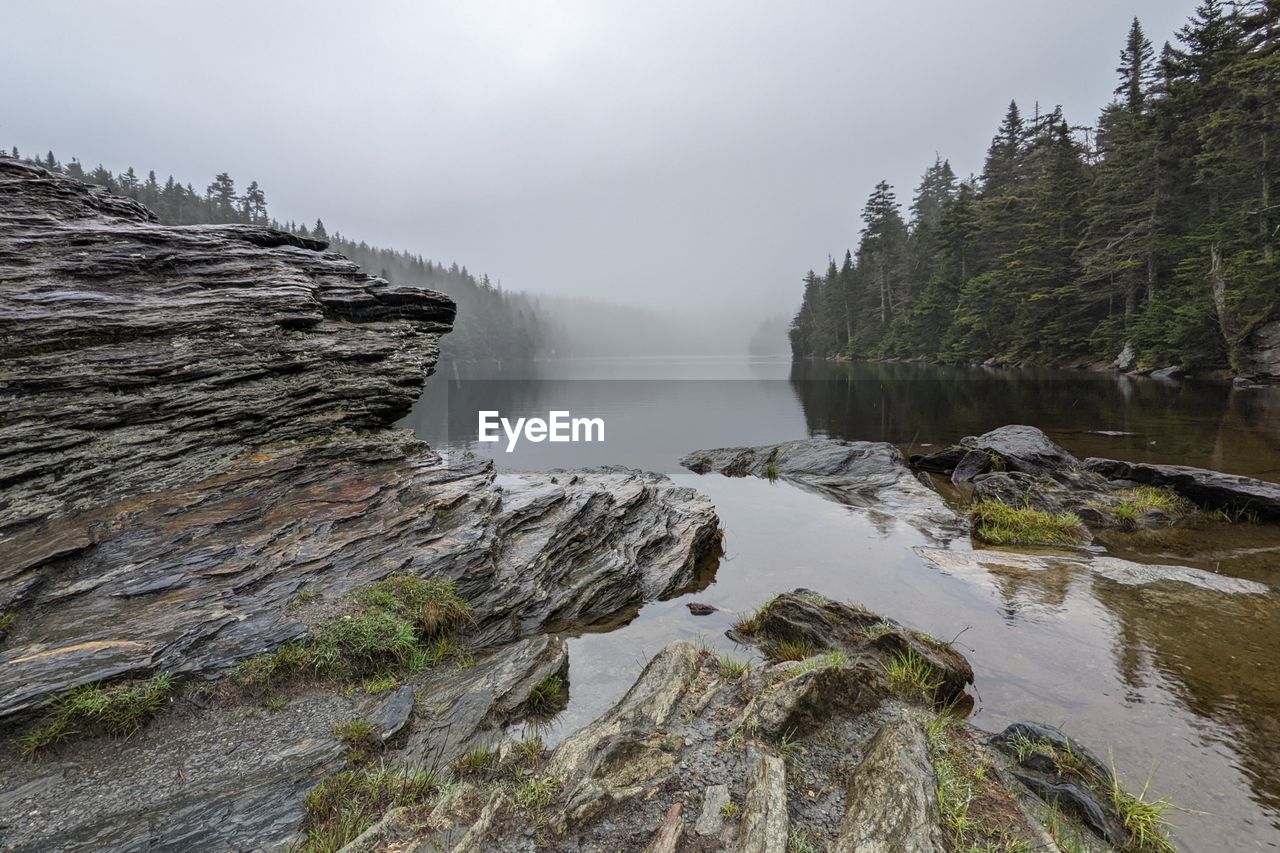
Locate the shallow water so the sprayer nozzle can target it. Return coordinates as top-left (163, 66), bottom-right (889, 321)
top-left (402, 356), bottom-right (1280, 851)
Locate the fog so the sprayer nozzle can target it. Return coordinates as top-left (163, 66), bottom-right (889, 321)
top-left (2, 0), bottom-right (1194, 347)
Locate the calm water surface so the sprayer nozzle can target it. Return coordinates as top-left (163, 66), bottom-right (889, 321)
top-left (402, 357), bottom-right (1280, 851)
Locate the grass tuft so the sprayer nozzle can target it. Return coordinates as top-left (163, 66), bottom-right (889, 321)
top-left (355, 575), bottom-right (471, 639)
top-left (21, 673), bottom-right (177, 754)
top-left (300, 763), bottom-right (442, 853)
top-left (765, 639), bottom-right (813, 663)
top-left (1109, 758), bottom-right (1177, 852)
top-left (787, 829), bottom-right (819, 853)
top-left (524, 673), bottom-right (568, 715)
top-left (717, 655), bottom-right (751, 679)
top-left (765, 461), bottom-right (779, 481)
top-left (970, 500), bottom-right (1089, 546)
top-left (333, 718), bottom-right (377, 750)
top-left (453, 745), bottom-right (497, 775)
top-left (883, 648), bottom-right (942, 704)
top-left (720, 799), bottom-right (740, 820)
top-left (0, 611), bottom-right (15, 640)
top-left (514, 775), bottom-right (560, 812)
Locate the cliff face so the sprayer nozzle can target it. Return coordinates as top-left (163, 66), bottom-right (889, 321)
top-left (0, 160), bottom-right (720, 850)
top-left (0, 157), bottom-right (455, 542)
top-left (1241, 314), bottom-right (1280, 380)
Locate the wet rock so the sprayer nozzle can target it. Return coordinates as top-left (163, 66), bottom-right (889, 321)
top-left (0, 158), bottom-right (454, 544)
top-left (737, 751), bottom-right (788, 853)
top-left (835, 711), bottom-right (944, 853)
top-left (547, 642), bottom-right (700, 827)
top-left (1150, 366), bottom-right (1182, 380)
top-left (1011, 773), bottom-right (1127, 847)
top-left (950, 449), bottom-right (992, 484)
top-left (681, 439), bottom-right (966, 540)
top-left (915, 425), bottom-right (1079, 478)
top-left (695, 783), bottom-right (730, 835)
top-left (915, 546), bottom-right (1269, 595)
top-left (644, 803), bottom-right (684, 853)
top-left (687, 601), bottom-right (717, 615)
top-left (743, 662), bottom-right (882, 739)
top-left (364, 685), bottom-right (415, 743)
top-left (992, 721), bottom-right (1109, 783)
top-left (1112, 342), bottom-right (1136, 371)
top-left (1084, 457), bottom-right (1280, 520)
top-left (1240, 315), bottom-right (1280, 380)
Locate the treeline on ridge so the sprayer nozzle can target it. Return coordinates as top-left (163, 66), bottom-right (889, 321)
top-left (790, 1), bottom-right (1278, 374)
top-left (4, 150), bottom-right (548, 362)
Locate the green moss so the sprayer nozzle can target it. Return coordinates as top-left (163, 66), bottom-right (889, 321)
top-left (970, 500), bottom-right (1089, 546)
top-left (299, 764), bottom-right (442, 853)
top-left (21, 673), bottom-right (177, 754)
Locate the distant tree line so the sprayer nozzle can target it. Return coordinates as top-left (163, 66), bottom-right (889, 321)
top-left (6, 148), bottom-right (549, 362)
top-left (790, 1), bottom-right (1278, 373)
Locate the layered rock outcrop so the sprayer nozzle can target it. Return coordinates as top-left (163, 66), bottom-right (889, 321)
top-left (0, 159), bottom-right (721, 850)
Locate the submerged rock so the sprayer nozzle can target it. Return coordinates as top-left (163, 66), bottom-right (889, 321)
top-left (681, 439), bottom-right (967, 539)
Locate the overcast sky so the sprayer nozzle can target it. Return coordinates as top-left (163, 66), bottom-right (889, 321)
top-left (3, 1), bottom-right (1195, 322)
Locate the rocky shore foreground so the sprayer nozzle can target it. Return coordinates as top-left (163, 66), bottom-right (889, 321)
top-left (7, 158), bottom-right (1279, 851)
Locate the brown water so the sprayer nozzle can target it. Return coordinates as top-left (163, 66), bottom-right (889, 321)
top-left (403, 357), bottom-right (1280, 851)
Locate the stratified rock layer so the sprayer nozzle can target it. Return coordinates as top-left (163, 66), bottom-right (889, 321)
top-left (0, 156), bottom-right (454, 542)
top-left (0, 159), bottom-right (722, 851)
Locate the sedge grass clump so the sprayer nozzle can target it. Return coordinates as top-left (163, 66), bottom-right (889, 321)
top-left (524, 673), bottom-right (568, 715)
top-left (1109, 760), bottom-right (1177, 852)
top-left (453, 745), bottom-right (497, 775)
top-left (790, 650), bottom-right (847, 677)
top-left (0, 611), bottom-right (15, 640)
top-left (766, 638), bottom-right (813, 663)
top-left (717, 655), bottom-right (751, 679)
top-left (884, 648), bottom-right (942, 704)
top-left (720, 799), bottom-right (740, 820)
top-left (299, 763), bottom-right (442, 853)
top-left (970, 500), bottom-right (1089, 547)
top-left (514, 775), bottom-right (560, 812)
top-left (21, 673), bottom-right (177, 754)
top-left (333, 718), bottom-right (377, 750)
top-left (356, 575), bottom-right (471, 639)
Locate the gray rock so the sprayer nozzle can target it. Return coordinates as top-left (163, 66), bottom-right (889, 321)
top-left (835, 711), bottom-right (944, 853)
top-left (1011, 773), bottom-right (1127, 847)
top-left (1240, 316), bottom-right (1280, 379)
top-left (1150, 365), bottom-right (1183, 380)
top-left (915, 546), bottom-right (1269, 595)
top-left (682, 439), bottom-right (966, 540)
top-left (950, 449), bottom-right (992, 484)
top-left (694, 783), bottom-right (730, 835)
top-left (1112, 342), bottom-right (1136, 371)
top-left (1084, 457), bottom-right (1280, 520)
top-left (737, 751), bottom-right (788, 853)
top-left (644, 803), bottom-right (685, 853)
top-left (364, 686), bottom-right (415, 743)
top-left (687, 602), bottom-right (717, 615)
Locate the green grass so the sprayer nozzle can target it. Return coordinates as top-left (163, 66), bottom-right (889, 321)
top-left (453, 745), bottom-right (497, 774)
top-left (970, 500), bottom-right (1089, 546)
top-left (21, 673), bottom-right (177, 754)
top-left (360, 674), bottom-right (398, 694)
top-left (0, 611), bottom-right (15, 639)
top-left (765, 461), bottom-right (779, 481)
top-left (717, 655), bottom-right (751, 679)
top-left (787, 829), bottom-right (819, 853)
top-left (766, 639), bottom-right (812, 662)
top-left (720, 800), bottom-right (740, 820)
top-left (1109, 759), bottom-right (1177, 852)
top-left (883, 648), bottom-right (942, 704)
top-left (861, 620), bottom-right (895, 641)
top-left (234, 575), bottom-right (473, 692)
top-left (789, 650), bottom-right (847, 677)
top-left (266, 696), bottom-right (287, 712)
top-left (299, 763), bottom-right (442, 853)
top-left (514, 775), bottom-right (560, 811)
top-left (333, 718), bottom-right (377, 749)
top-left (524, 673), bottom-right (567, 715)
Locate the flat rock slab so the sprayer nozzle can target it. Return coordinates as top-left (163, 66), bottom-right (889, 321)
top-left (737, 751), bottom-right (788, 853)
top-left (915, 546), bottom-right (1269, 595)
top-left (694, 783), bottom-right (730, 835)
top-left (1085, 457), bottom-right (1280, 520)
top-left (681, 439), bottom-right (967, 540)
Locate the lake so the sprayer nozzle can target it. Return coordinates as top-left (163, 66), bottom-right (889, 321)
top-left (401, 356), bottom-right (1280, 851)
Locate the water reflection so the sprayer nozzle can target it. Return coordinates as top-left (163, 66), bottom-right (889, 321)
top-left (403, 357), bottom-right (1280, 850)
